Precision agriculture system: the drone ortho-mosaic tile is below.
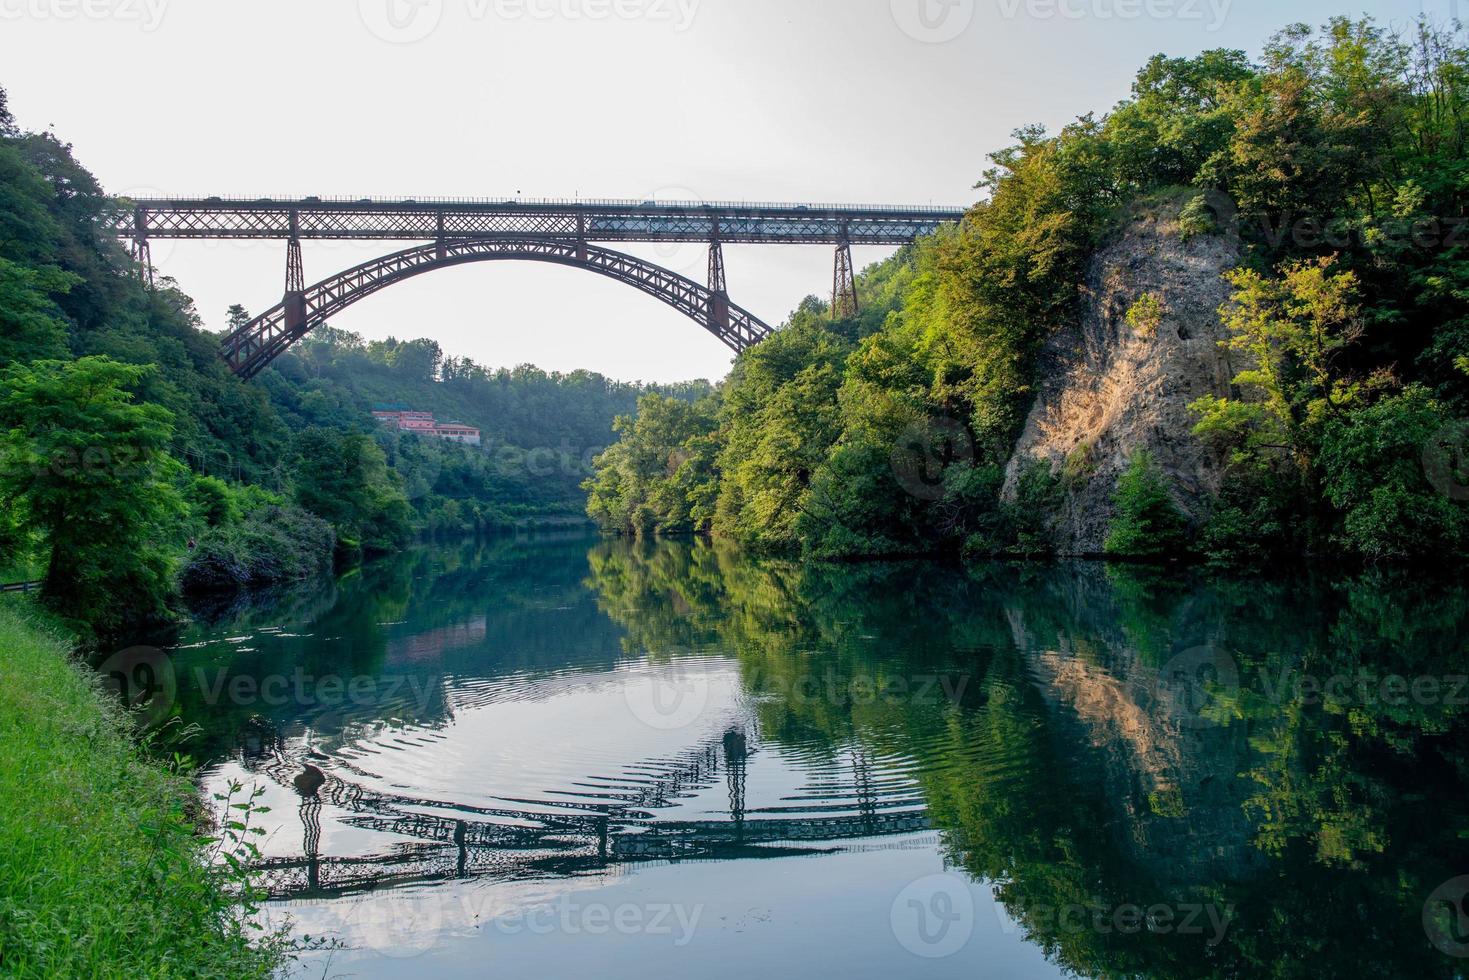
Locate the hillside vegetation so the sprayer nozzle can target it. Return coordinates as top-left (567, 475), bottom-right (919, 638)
top-left (0, 85), bottom-right (702, 639)
top-left (586, 17), bottom-right (1469, 565)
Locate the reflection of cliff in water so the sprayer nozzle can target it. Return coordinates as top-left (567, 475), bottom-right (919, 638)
top-left (585, 540), bottom-right (1469, 979)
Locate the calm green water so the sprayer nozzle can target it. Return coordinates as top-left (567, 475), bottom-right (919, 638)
top-left (159, 535), bottom-right (1469, 978)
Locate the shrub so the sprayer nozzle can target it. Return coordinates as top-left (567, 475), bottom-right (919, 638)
top-left (180, 505), bottom-right (335, 594)
top-left (1319, 386), bottom-right (1468, 561)
top-left (1062, 442), bottom-right (1098, 487)
top-left (0, 604), bottom-right (289, 976)
top-left (1177, 193), bottom-right (1220, 239)
top-left (1125, 293), bottom-right (1166, 337)
top-left (982, 459), bottom-right (1064, 556)
top-left (1198, 467), bottom-right (1306, 567)
top-left (1104, 450), bottom-right (1189, 558)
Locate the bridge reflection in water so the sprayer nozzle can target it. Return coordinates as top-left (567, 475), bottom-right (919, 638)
top-left (165, 537), bottom-right (1469, 979)
top-left (250, 721), bottom-right (930, 901)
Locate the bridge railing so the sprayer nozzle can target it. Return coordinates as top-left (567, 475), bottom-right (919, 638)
top-left (115, 194), bottom-right (970, 217)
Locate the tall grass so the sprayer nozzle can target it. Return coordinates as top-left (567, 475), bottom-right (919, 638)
top-left (0, 601), bottom-right (286, 978)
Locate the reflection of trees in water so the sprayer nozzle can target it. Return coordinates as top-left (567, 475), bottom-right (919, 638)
top-left (584, 539), bottom-right (1469, 979)
top-left (168, 536), bottom-right (1469, 978)
top-left (168, 536), bottom-right (628, 758)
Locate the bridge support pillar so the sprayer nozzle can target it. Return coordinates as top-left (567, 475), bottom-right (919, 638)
top-left (707, 239), bottom-right (727, 295)
top-left (283, 290), bottom-right (307, 340)
top-left (131, 206), bottom-right (155, 287)
top-left (132, 236), bottom-right (154, 288)
top-left (285, 210), bottom-right (304, 293)
top-left (832, 241), bottom-right (858, 320)
top-left (706, 237), bottom-right (731, 333)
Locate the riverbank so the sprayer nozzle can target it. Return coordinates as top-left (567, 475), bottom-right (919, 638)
top-left (0, 600), bottom-right (285, 978)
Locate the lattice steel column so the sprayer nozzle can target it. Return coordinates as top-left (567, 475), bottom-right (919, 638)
top-left (284, 238), bottom-right (304, 292)
top-left (285, 211), bottom-right (304, 292)
top-left (832, 240), bottom-right (858, 320)
top-left (132, 237), bottom-right (154, 288)
top-left (707, 231), bottom-right (727, 295)
top-left (707, 236), bottom-right (730, 332)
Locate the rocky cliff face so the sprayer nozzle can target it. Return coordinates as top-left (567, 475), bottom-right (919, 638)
top-left (1003, 201), bottom-right (1240, 556)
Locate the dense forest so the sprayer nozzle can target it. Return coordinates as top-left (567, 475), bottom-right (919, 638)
top-left (586, 17), bottom-right (1469, 565)
top-left (0, 86), bottom-right (701, 638)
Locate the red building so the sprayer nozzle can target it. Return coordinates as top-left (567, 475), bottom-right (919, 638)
top-left (371, 408), bottom-right (481, 446)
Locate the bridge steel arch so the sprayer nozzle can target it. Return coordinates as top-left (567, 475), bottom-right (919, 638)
top-left (221, 238), bottom-right (774, 380)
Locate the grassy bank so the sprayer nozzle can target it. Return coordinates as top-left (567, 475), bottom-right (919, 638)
top-left (0, 601), bottom-right (283, 978)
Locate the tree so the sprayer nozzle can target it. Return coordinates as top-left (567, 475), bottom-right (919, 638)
top-left (1103, 450), bottom-right (1189, 558)
top-left (290, 428), bottom-right (413, 555)
top-left (1318, 386), bottom-right (1468, 560)
top-left (0, 357), bottom-right (182, 635)
top-left (225, 304), bottom-right (251, 334)
top-left (0, 257), bottom-right (73, 366)
top-left (1191, 256), bottom-right (1365, 473)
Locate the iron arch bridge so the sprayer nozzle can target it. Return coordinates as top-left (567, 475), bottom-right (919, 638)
top-left (221, 238), bottom-right (773, 380)
top-left (111, 196), bottom-right (966, 378)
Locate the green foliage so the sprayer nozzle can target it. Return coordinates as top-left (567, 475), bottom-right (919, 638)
top-left (265, 325), bottom-right (710, 513)
top-left (584, 392), bottom-right (721, 536)
top-left (290, 428), bottom-right (413, 556)
top-left (1104, 450), bottom-right (1189, 557)
top-left (1198, 467), bottom-right (1306, 567)
top-left (1192, 257), bottom-right (1366, 469)
top-left (0, 602), bottom-right (289, 976)
top-left (180, 505), bottom-right (335, 593)
top-left (1061, 441), bottom-right (1097, 486)
top-left (0, 86), bottom-right (677, 636)
top-left (1177, 193), bottom-right (1222, 239)
top-left (0, 357), bottom-right (182, 638)
top-left (1124, 292), bottom-right (1166, 337)
top-left (1318, 386), bottom-right (1468, 560)
top-left (587, 18), bottom-right (1469, 565)
top-left (0, 257), bottom-right (73, 364)
top-left (713, 313), bottom-right (853, 551)
top-left (186, 474), bottom-right (244, 529)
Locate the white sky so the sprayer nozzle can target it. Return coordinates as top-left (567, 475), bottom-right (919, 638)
top-left (0, 0), bottom-right (1451, 383)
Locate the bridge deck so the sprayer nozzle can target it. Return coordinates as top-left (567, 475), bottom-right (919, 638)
top-left (114, 196), bottom-right (967, 244)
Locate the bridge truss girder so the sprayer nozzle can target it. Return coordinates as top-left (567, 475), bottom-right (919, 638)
top-left (222, 238), bottom-right (775, 380)
top-left (116, 197), bottom-right (963, 245)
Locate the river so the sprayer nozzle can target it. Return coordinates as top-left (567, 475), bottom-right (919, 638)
top-left (157, 534), bottom-right (1469, 978)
